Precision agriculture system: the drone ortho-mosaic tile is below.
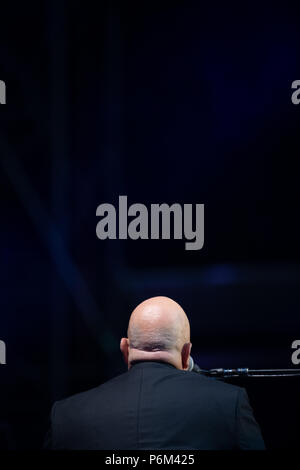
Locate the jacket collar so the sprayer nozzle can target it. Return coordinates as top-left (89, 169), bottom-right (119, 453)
top-left (129, 360), bottom-right (177, 370)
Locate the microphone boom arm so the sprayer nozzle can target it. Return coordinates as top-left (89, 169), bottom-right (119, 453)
top-left (202, 368), bottom-right (300, 378)
top-left (188, 357), bottom-right (300, 377)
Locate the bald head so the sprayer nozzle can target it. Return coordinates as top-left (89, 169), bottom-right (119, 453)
top-left (120, 297), bottom-right (192, 370)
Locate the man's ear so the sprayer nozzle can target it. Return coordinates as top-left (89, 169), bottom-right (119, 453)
top-left (120, 338), bottom-right (129, 366)
top-left (181, 342), bottom-right (192, 370)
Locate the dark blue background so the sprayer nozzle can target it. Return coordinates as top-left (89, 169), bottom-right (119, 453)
top-left (0, 1), bottom-right (299, 449)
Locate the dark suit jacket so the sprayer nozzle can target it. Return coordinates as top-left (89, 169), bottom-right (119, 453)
top-left (44, 360), bottom-right (265, 450)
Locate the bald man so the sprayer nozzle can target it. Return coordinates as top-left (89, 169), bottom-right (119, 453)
top-left (44, 297), bottom-right (265, 450)
top-left (120, 296), bottom-right (192, 371)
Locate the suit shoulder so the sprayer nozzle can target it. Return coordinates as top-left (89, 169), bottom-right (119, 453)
top-left (183, 371), bottom-right (244, 395)
top-left (53, 371), bottom-right (129, 412)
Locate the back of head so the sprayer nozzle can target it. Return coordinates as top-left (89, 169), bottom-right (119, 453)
top-left (120, 296), bottom-right (192, 370)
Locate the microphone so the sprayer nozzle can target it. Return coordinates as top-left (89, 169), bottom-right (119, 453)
top-left (188, 356), bottom-right (203, 373)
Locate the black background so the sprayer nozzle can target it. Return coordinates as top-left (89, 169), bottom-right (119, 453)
top-left (0, 1), bottom-right (299, 449)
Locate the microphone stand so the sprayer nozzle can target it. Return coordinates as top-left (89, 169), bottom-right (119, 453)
top-left (189, 357), bottom-right (300, 378)
top-left (197, 368), bottom-right (300, 378)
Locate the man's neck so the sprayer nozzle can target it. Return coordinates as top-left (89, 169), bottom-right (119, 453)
top-left (128, 349), bottom-right (181, 370)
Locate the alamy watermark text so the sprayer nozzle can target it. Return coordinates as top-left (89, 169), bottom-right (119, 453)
top-left (0, 80), bottom-right (6, 104)
top-left (96, 196), bottom-right (204, 251)
top-left (0, 340), bottom-right (6, 364)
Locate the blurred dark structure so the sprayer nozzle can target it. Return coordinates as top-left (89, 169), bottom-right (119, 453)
top-left (0, 1), bottom-right (300, 449)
